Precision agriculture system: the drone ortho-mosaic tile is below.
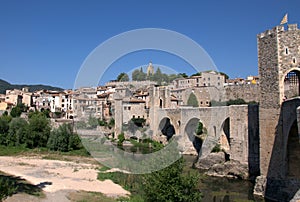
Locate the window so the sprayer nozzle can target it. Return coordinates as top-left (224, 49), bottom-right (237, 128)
top-left (62, 104), bottom-right (64, 107)
top-left (218, 77), bottom-right (220, 80)
top-left (293, 58), bottom-right (296, 64)
top-left (62, 99), bottom-right (65, 102)
top-left (218, 82), bottom-right (220, 86)
top-left (286, 48), bottom-right (289, 54)
top-left (124, 106), bottom-right (127, 110)
top-left (128, 106), bottom-right (131, 110)
top-left (208, 77), bottom-right (210, 81)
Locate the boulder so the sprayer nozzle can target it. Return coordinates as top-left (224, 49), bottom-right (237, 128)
top-left (206, 160), bottom-right (249, 180)
top-left (253, 175), bottom-right (266, 197)
top-left (196, 152), bottom-right (225, 170)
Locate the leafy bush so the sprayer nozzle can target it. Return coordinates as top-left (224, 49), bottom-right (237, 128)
top-left (47, 123), bottom-right (82, 152)
top-left (131, 117), bottom-right (146, 127)
top-left (117, 133), bottom-right (125, 146)
top-left (25, 112), bottom-right (51, 148)
top-left (0, 176), bottom-right (18, 200)
top-left (195, 122), bottom-right (203, 135)
top-left (143, 157), bottom-right (202, 202)
top-left (10, 106), bottom-right (22, 118)
top-left (98, 119), bottom-right (107, 126)
top-left (211, 144), bottom-right (221, 153)
top-left (8, 118), bottom-right (28, 146)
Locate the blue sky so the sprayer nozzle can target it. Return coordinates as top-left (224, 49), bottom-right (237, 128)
top-left (1, 0), bottom-right (300, 89)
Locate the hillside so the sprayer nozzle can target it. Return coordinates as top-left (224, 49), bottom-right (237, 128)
top-left (0, 79), bottom-right (64, 94)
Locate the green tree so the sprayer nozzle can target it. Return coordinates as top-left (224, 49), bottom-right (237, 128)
top-left (117, 133), bottom-right (125, 146)
top-left (8, 117), bottom-right (28, 146)
top-left (226, 98), bottom-right (246, 106)
top-left (168, 74), bottom-right (180, 82)
top-left (117, 72), bottom-right (129, 82)
top-left (25, 112), bottom-right (51, 148)
top-left (195, 121), bottom-right (203, 135)
top-left (187, 93), bottom-right (199, 107)
top-left (10, 105), bottom-right (22, 118)
top-left (220, 72), bottom-right (229, 80)
top-left (132, 68), bottom-right (146, 81)
top-left (47, 123), bottom-right (82, 152)
top-left (143, 157), bottom-right (202, 202)
top-left (0, 114), bottom-right (12, 145)
top-left (178, 73), bottom-right (188, 78)
top-left (191, 72), bottom-right (202, 77)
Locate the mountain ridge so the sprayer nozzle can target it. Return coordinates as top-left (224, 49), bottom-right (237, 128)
top-left (0, 79), bottom-right (64, 94)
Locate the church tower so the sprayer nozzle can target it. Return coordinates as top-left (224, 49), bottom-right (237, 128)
top-left (146, 61), bottom-right (154, 76)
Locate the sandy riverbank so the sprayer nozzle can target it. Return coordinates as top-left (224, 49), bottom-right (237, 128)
top-left (0, 156), bottom-right (129, 201)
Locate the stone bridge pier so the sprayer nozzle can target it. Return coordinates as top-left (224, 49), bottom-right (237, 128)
top-left (150, 105), bottom-right (260, 176)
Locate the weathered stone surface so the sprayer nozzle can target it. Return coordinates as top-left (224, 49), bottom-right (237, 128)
top-left (196, 152), bottom-right (225, 170)
top-left (290, 188), bottom-right (300, 202)
top-left (206, 160), bottom-right (249, 180)
top-left (253, 175), bottom-right (267, 197)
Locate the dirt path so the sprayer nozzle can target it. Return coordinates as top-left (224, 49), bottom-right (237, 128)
top-left (0, 156), bottom-right (130, 201)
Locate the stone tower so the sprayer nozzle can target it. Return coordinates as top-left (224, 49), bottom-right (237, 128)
top-left (146, 61), bottom-right (154, 76)
top-left (148, 85), bottom-right (171, 135)
top-left (257, 24), bottom-right (300, 176)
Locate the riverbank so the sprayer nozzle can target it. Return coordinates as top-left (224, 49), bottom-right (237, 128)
top-left (0, 156), bottom-right (129, 201)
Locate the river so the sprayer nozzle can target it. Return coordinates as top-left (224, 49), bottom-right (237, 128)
top-left (121, 142), bottom-right (267, 201)
top-left (183, 155), bottom-right (267, 202)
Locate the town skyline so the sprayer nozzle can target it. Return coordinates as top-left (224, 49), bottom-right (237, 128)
top-left (1, 0), bottom-right (300, 89)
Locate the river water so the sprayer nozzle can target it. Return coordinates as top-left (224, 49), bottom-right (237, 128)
top-left (183, 155), bottom-right (266, 202)
top-left (118, 144), bottom-right (268, 201)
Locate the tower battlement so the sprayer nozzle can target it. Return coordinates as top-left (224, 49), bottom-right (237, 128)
top-left (257, 24), bottom-right (298, 38)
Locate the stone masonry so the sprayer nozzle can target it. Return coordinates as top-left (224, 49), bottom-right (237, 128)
top-left (256, 24), bottom-right (300, 201)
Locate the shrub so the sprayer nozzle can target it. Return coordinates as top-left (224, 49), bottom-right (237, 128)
top-left (195, 122), bottom-right (203, 135)
top-left (25, 112), bottom-right (50, 148)
top-left (187, 93), bottom-right (199, 107)
top-left (211, 144), bottom-right (221, 153)
top-left (47, 123), bottom-right (82, 152)
top-left (8, 118), bottom-right (28, 146)
top-left (117, 133), bottom-right (125, 146)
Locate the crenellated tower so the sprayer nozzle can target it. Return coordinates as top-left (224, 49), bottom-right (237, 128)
top-left (258, 23), bottom-right (300, 177)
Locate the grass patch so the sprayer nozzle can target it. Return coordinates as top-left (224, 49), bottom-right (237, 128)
top-left (68, 191), bottom-right (118, 202)
top-left (98, 172), bottom-right (143, 197)
top-left (0, 145), bottom-right (29, 156)
top-left (99, 165), bottom-right (111, 172)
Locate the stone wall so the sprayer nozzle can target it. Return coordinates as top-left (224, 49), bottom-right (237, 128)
top-left (224, 85), bottom-right (259, 103)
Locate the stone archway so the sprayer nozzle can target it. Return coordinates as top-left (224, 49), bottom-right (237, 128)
top-left (283, 69), bottom-right (300, 99)
top-left (286, 120), bottom-right (300, 179)
top-left (184, 118), bottom-right (205, 154)
top-left (158, 117), bottom-right (175, 141)
top-left (220, 117), bottom-right (230, 151)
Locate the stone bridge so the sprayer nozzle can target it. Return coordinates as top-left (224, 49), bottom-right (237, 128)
top-left (150, 104), bottom-right (260, 176)
top-left (258, 97), bottom-right (300, 200)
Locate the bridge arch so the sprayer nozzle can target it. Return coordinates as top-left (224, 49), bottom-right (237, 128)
top-left (220, 117), bottom-right (230, 151)
top-left (286, 119), bottom-right (300, 179)
top-left (158, 117), bottom-right (176, 141)
top-left (184, 117), bottom-right (206, 153)
top-left (282, 68), bottom-right (300, 99)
